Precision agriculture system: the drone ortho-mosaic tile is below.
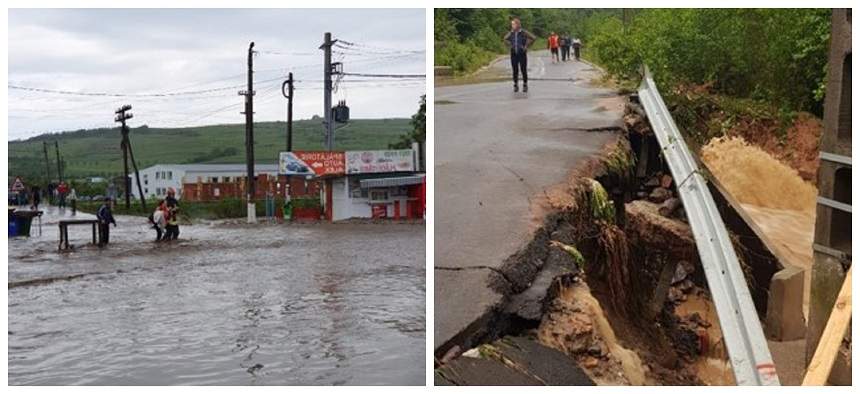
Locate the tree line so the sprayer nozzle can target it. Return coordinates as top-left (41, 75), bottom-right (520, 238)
top-left (436, 8), bottom-right (831, 116)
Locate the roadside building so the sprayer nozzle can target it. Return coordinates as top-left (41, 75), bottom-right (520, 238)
top-left (130, 164), bottom-right (319, 201)
top-left (280, 148), bottom-right (425, 221)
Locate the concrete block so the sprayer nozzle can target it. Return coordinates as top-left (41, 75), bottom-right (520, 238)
top-left (806, 254), bottom-right (847, 362)
top-left (765, 266), bottom-right (807, 341)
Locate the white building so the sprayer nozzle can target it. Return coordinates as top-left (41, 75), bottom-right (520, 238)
top-left (129, 164), bottom-right (279, 200)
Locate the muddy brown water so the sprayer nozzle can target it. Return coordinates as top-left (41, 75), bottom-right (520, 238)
top-left (701, 136), bottom-right (817, 317)
top-left (8, 207), bottom-right (425, 385)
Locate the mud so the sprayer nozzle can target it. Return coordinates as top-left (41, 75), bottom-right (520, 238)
top-left (8, 207), bottom-right (425, 385)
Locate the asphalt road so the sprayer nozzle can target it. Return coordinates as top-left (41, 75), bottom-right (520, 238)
top-left (434, 50), bottom-right (625, 353)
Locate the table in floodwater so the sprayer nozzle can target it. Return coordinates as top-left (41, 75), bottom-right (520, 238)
top-left (58, 219), bottom-right (99, 250)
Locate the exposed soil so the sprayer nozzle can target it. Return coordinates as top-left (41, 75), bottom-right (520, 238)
top-left (670, 85), bottom-right (823, 183)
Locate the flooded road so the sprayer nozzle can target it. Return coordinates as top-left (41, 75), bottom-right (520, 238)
top-left (8, 207), bottom-right (425, 385)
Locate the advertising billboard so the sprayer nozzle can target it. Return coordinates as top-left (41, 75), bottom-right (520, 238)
top-left (279, 151), bottom-right (346, 176)
top-left (345, 150), bottom-right (415, 174)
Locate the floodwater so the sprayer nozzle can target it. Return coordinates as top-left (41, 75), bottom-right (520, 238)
top-left (701, 136), bottom-right (817, 317)
top-left (8, 207), bottom-right (425, 385)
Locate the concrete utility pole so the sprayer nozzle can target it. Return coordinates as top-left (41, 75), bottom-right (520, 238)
top-left (54, 141), bottom-right (62, 182)
top-left (282, 72), bottom-right (294, 152)
top-left (240, 42), bottom-right (256, 222)
top-left (321, 32), bottom-right (339, 151)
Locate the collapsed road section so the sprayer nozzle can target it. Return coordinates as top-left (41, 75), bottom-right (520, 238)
top-left (435, 67), bottom-right (802, 387)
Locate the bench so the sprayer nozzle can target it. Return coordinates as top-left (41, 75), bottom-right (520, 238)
top-left (58, 219), bottom-right (99, 250)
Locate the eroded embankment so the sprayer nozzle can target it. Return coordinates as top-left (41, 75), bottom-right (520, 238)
top-left (437, 97), bottom-right (777, 385)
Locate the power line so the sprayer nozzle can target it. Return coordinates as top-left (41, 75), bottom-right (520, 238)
top-left (341, 72), bottom-right (426, 78)
top-left (8, 84), bottom-right (245, 98)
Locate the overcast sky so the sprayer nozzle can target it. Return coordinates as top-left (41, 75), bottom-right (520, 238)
top-left (7, 8), bottom-right (425, 140)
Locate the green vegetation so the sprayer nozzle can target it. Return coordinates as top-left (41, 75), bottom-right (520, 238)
top-left (551, 240), bottom-right (586, 270)
top-left (389, 95), bottom-right (426, 149)
top-left (589, 178), bottom-right (615, 224)
top-left (77, 197), bottom-right (293, 220)
top-left (9, 118), bottom-right (411, 183)
top-left (582, 9), bottom-right (831, 116)
top-left (436, 8), bottom-right (831, 118)
top-left (435, 9), bottom-right (618, 74)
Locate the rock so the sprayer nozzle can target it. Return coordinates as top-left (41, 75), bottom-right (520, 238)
top-left (644, 177), bottom-right (660, 188)
top-left (658, 198), bottom-right (682, 217)
top-left (660, 174), bottom-right (674, 188)
top-left (668, 287), bottom-right (684, 303)
top-left (583, 356), bottom-right (600, 369)
top-left (672, 260), bottom-right (695, 284)
top-left (649, 187), bottom-right (672, 203)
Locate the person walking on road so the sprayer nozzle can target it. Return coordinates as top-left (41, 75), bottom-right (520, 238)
top-left (97, 197), bottom-right (116, 247)
top-left (561, 33), bottom-right (572, 61)
top-left (68, 187), bottom-right (77, 215)
top-left (572, 38), bottom-right (582, 61)
top-left (164, 188), bottom-right (180, 241)
top-left (548, 32), bottom-right (560, 63)
top-left (503, 17), bottom-right (535, 93)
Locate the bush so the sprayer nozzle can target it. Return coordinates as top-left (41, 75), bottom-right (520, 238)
top-left (292, 197), bottom-right (321, 209)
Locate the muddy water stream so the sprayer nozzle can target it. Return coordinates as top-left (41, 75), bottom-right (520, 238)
top-left (8, 207), bottom-right (425, 385)
top-left (701, 136), bottom-right (817, 317)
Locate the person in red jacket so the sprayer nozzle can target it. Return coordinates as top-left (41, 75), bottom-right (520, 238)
top-left (547, 32), bottom-right (560, 63)
top-left (56, 181), bottom-right (68, 208)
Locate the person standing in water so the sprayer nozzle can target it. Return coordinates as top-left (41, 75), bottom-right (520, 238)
top-left (97, 197), bottom-right (116, 247)
top-left (164, 188), bottom-right (180, 240)
top-left (68, 187), bottom-right (77, 215)
top-left (503, 17), bottom-right (535, 93)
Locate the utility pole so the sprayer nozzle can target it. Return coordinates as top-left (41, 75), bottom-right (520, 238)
top-left (54, 141), bottom-right (62, 182)
top-left (320, 32), bottom-right (340, 151)
top-left (115, 105), bottom-right (133, 209)
top-left (239, 41), bottom-right (256, 222)
top-left (114, 104), bottom-right (147, 212)
top-left (42, 141), bottom-right (51, 185)
top-left (282, 72), bottom-right (294, 152)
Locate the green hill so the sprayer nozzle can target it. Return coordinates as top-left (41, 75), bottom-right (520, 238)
top-left (9, 118), bottom-right (411, 181)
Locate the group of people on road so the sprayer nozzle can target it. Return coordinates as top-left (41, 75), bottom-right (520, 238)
top-left (14, 181), bottom-right (78, 214)
top-left (548, 32), bottom-right (581, 63)
top-left (503, 17), bottom-right (583, 92)
top-left (149, 187), bottom-right (180, 242)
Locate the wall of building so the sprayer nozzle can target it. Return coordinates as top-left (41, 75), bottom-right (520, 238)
top-left (131, 166), bottom-right (184, 201)
top-left (330, 175), bottom-right (416, 221)
top-left (806, 8), bottom-right (852, 386)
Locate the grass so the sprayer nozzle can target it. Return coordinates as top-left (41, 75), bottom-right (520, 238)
top-left (9, 118), bottom-right (412, 181)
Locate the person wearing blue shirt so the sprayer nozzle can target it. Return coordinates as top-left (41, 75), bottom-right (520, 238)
top-left (503, 17), bottom-right (536, 93)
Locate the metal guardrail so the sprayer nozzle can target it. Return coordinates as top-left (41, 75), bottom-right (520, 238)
top-left (637, 66), bottom-right (780, 386)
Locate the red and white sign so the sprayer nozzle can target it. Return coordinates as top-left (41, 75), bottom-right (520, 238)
top-left (346, 150), bottom-right (415, 174)
top-left (371, 204), bottom-right (388, 218)
top-left (279, 151), bottom-right (346, 176)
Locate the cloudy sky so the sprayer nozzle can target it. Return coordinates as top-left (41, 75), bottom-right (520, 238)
top-left (7, 8), bottom-right (425, 140)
